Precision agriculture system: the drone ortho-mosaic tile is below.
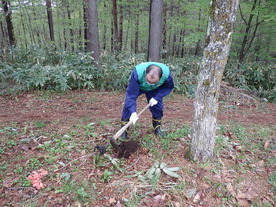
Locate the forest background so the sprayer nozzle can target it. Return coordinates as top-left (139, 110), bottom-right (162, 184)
top-left (0, 0), bottom-right (275, 101)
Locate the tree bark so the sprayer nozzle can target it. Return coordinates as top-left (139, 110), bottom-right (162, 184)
top-left (2, 0), bottom-right (15, 46)
top-left (83, 0), bottom-right (88, 51)
top-left (134, 12), bottom-right (139, 53)
top-left (118, 1), bottom-right (123, 51)
top-left (148, 0), bottom-right (163, 62)
top-left (66, 3), bottom-right (74, 51)
top-left (87, 0), bottom-right (101, 68)
top-left (191, 0), bottom-right (239, 162)
top-left (112, 0), bottom-right (119, 52)
top-left (162, 2), bottom-right (167, 58)
top-left (46, 0), bottom-right (55, 42)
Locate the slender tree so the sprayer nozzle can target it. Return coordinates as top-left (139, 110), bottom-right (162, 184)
top-left (46, 0), bottom-right (55, 41)
top-left (238, 0), bottom-right (264, 64)
top-left (83, 0), bottom-right (88, 50)
top-left (66, 2), bottom-right (74, 51)
top-left (87, 0), bottom-right (101, 68)
top-left (2, 0), bottom-right (15, 46)
top-left (112, 0), bottom-right (119, 52)
top-left (0, 20), bottom-right (6, 49)
top-left (118, 0), bottom-right (123, 51)
top-left (191, 0), bottom-right (239, 162)
top-left (162, 2), bottom-right (167, 58)
top-left (134, 8), bottom-right (139, 53)
top-left (148, 0), bottom-right (163, 61)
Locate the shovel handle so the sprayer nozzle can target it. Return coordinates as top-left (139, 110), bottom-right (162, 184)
top-left (113, 103), bottom-right (151, 139)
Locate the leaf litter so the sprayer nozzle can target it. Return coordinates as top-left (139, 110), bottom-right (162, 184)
top-left (0, 90), bottom-right (275, 206)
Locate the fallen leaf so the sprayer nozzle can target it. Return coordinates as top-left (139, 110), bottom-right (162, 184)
top-left (27, 169), bottom-right (48, 190)
top-left (257, 160), bottom-right (265, 167)
top-left (74, 201), bottom-right (82, 207)
top-left (234, 145), bottom-right (242, 152)
top-left (172, 201), bottom-right (181, 207)
top-left (221, 167), bottom-right (228, 179)
top-left (264, 140), bottom-right (270, 149)
top-left (109, 197), bottom-right (116, 204)
top-left (3, 179), bottom-right (13, 188)
top-left (226, 183), bottom-right (236, 197)
top-left (116, 200), bottom-right (123, 207)
top-left (185, 188), bottom-right (197, 199)
top-left (193, 191), bottom-right (202, 203)
top-left (104, 125), bottom-right (115, 132)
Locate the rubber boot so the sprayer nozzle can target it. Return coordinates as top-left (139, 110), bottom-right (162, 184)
top-left (120, 119), bottom-right (129, 139)
top-left (152, 118), bottom-right (165, 136)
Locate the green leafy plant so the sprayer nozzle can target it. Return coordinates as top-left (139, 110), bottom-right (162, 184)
top-left (101, 169), bottom-right (113, 183)
top-left (138, 161), bottom-right (182, 184)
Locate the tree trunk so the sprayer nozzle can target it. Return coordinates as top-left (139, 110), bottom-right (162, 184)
top-left (148, 0), bottom-right (163, 62)
top-left (118, 1), bottom-right (123, 51)
top-left (66, 3), bottom-right (74, 51)
top-left (0, 21), bottom-right (6, 49)
top-left (134, 12), bottom-right (139, 53)
top-left (238, 0), bottom-right (263, 64)
top-left (87, 0), bottom-right (101, 68)
top-left (2, 0), bottom-right (15, 46)
top-left (191, 0), bottom-right (239, 163)
top-left (112, 0), bottom-right (119, 52)
top-left (194, 7), bottom-right (202, 56)
top-left (83, 0), bottom-right (88, 51)
top-left (46, 0), bottom-right (55, 42)
top-left (162, 2), bottom-right (167, 58)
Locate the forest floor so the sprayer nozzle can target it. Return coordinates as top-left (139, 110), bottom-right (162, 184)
top-left (0, 90), bottom-right (275, 207)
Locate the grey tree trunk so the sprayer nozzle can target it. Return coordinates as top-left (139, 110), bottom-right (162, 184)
top-left (191, 0), bottom-right (239, 162)
top-left (87, 0), bottom-right (100, 68)
top-left (148, 0), bottom-right (163, 62)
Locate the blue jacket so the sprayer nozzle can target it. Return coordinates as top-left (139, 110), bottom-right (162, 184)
top-left (124, 62), bottom-right (174, 114)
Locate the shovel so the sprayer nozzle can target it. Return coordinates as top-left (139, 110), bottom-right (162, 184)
top-left (109, 102), bottom-right (151, 152)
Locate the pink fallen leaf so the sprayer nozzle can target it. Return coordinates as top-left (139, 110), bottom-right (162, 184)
top-left (27, 169), bottom-right (48, 190)
top-left (109, 197), bottom-right (116, 204)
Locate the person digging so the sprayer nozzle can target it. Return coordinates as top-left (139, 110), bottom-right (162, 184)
top-left (120, 62), bottom-right (174, 139)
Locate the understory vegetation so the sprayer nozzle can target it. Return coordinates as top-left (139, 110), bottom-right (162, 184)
top-left (0, 47), bottom-right (275, 102)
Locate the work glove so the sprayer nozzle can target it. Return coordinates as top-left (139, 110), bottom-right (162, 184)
top-left (130, 112), bottom-right (138, 125)
top-left (149, 98), bottom-right (158, 107)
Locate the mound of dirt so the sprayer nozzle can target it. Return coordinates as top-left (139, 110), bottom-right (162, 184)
top-left (117, 141), bottom-right (140, 159)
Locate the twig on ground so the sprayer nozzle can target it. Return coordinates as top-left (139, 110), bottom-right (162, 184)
top-left (7, 187), bottom-right (36, 191)
top-left (54, 153), bottom-right (94, 172)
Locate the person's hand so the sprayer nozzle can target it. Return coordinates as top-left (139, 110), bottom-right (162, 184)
top-left (149, 98), bottom-right (158, 107)
top-left (130, 112), bottom-right (138, 124)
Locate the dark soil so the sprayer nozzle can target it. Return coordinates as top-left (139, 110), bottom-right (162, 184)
top-left (117, 141), bottom-right (140, 159)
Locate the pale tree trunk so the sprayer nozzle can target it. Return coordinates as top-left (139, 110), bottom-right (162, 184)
top-left (148, 0), bottom-right (163, 62)
top-left (87, 0), bottom-right (100, 68)
top-left (191, 0), bottom-right (239, 162)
